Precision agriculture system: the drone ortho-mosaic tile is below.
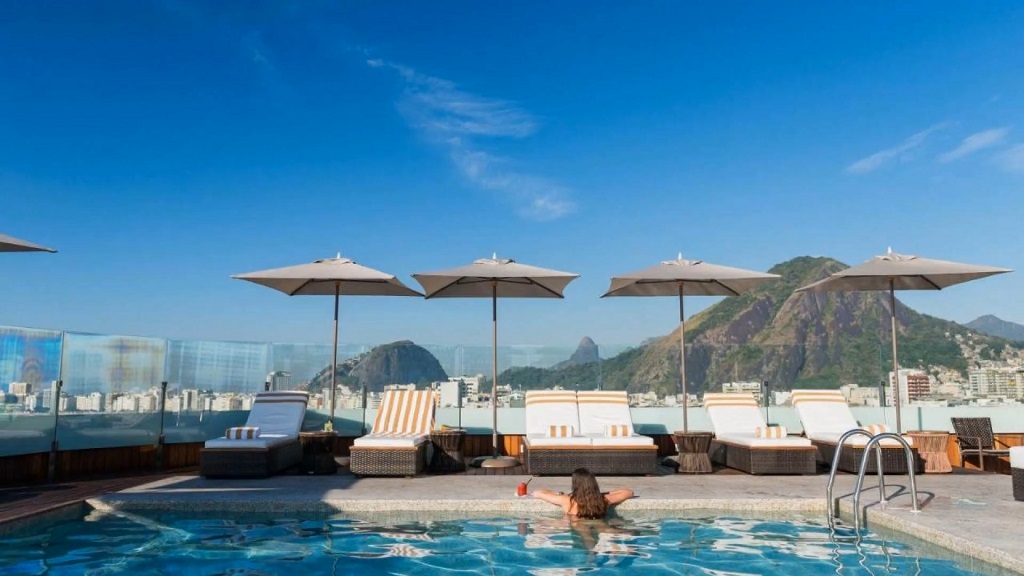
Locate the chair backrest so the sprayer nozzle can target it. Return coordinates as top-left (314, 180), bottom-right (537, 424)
top-left (245, 391), bottom-right (309, 437)
top-left (525, 390), bottom-right (579, 436)
top-left (951, 417), bottom-right (995, 450)
top-left (577, 390), bottom-right (634, 435)
top-left (790, 389), bottom-right (859, 437)
top-left (370, 390), bottom-right (436, 435)
top-left (703, 392), bottom-right (765, 436)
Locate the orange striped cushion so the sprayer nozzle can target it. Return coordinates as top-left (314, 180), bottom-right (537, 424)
top-left (371, 390), bottom-right (436, 435)
top-left (861, 424), bottom-right (890, 435)
top-left (754, 426), bottom-right (787, 439)
top-left (605, 424), bottom-right (630, 437)
top-left (547, 424), bottom-right (574, 438)
top-left (226, 426), bottom-right (260, 439)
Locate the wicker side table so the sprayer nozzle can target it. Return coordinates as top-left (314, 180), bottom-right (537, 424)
top-left (299, 431), bottom-right (338, 475)
top-left (905, 430), bottom-right (952, 473)
top-left (673, 431), bottom-right (713, 474)
top-left (429, 429), bottom-right (466, 473)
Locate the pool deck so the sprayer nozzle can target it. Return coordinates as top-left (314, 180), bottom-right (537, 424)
top-left (3, 466), bottom-right (1022, 574)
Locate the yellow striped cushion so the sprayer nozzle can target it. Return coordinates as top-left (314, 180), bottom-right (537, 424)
top-left (226, 426), bottom-right (260, 439)
top-left (371, 390), bottom-right (436, 435)
top-left (577, 391), bottom-right (628, 404)
top-left (861, 424), bottom-right (890, 435)
top-left (703, 393), bottom-right (759, 408)
top-left (790, 390), bottom-right (847, 405)
top-left (605, 424), bottom-right (630, 437)
top-left (754, 426), bottom-right (787, 439)
top-left (547, 424), bottom-right (574, 438)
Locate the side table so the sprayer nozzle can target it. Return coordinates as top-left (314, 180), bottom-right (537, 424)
top-left (299, 431), bottom-right (338, 475)
top-left (429, 429), bottom-right (466, 473)
top-left (673, 431), bottom-right (713, 474)
top-left (904, 430), bottom-right (952, 473)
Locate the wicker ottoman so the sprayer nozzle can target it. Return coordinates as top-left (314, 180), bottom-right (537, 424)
top-left (1011, 447), bottom-right (1024, 502)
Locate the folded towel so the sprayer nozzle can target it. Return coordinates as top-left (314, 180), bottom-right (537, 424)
top-left (860, 424), bottom-right (890, 435)
top-left (754, 426), bottom-right (788, 439)
top-left (547, 424), bottom-right (574, 438)
top-left (605, 424), bottom-right (630, 437)
top-left (226, 426), bottom-right (261, 439)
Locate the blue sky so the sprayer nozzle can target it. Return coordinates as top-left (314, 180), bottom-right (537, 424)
top-left (2, 2), bottom-right (1024, 349)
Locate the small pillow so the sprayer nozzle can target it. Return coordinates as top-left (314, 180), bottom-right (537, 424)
top-left (546, 424), bottom-right (574, 438)
top-left (754, 426), bottom-right (788, 439)
top-left (226, 426), bottom-right (261, 439)
top-left (861, 424), bottom-right (890, 435)
top-left (605, 424), bottom-right (630, 437)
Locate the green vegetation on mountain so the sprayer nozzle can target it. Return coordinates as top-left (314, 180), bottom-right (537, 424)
top-left (498, 256), bottom-right (1014, 395)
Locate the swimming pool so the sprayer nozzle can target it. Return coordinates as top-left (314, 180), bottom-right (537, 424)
top-left (0, 511), bottom-right (1010, 575)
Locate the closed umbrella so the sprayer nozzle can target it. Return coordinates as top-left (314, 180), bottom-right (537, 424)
top-left (796, 248), bottom-right (1011, 433)
top-left (602, 254), bottom-right (780, 432)
top-left (233, 254), bottom-right (422, 424)
top-left (0, 232), bottom-right (56, 253)
top-left (413, 255), bottom-right (579, 468)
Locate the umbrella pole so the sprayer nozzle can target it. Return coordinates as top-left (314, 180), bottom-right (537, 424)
top-left (889, 279), bottom-right (901, 434)
top-left (491, 281), bottom-right (499, 457)
top-left (331, 283), bottom-right (339, 429)
top-left (679, 282), bottom-right (688, 433)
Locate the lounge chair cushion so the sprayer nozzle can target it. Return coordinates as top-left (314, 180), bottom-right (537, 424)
top-left (860, 424), bottom-right (890, 435)
top-left (352, 433), bottom-right (429, 448)
top-left (525, 391), bottom-right (581, 436)
top-left (715, 433), bottom-right (813, 448)
top-left (546, 424), bottom-right (576, 438)
top-left (790, 390), bottom-right (860, 436)
top-left (605, 424), bottom-right (630, 437)
top-left (703, 393), bottom-right (766, 436)
top-left (203, 434), bottom-right (294, 449)
top-left (525, 433), bottom-right (592, 447)
top-left (584, 432), bottom-right (655, 447)
top-left (813, 431), bottom-right (913, 448)
top-left (1011, 446), bottom-right (1024, 468)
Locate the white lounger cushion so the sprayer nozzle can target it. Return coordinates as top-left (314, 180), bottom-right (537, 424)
top-left (204, 391), bottom-right (309, 448)
top-left (1010, 446), bottom-right (1024, 468)
top-left (812, 431), bottom-right (913, 448)
top-left (714, 433), bottom-right (812, 448)
top-left (203, 434), bottom-right (294, 450)
top-left (576, 390), bottom-right (653, 446)
top-left (525, 433), bottom-right (593, 447)
top-left (790, 390), bottom-right (911, 446)
top-left (703, 393), bottom-right (767, 436)
top-left (353, 433), bottom-right (429, 448)
top-left (525, 390), bottom-right (581, 435)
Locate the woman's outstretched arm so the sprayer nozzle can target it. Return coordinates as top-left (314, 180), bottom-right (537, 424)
top-left (531, 488), bottom-right (571, 511)
top-left (604, 488), bottom-right (634, 506)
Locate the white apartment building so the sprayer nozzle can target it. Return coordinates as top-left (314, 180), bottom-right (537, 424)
top-left (888, 369), bottom-right (931, 405)
top-left (435, 377), bottom-right (479, 407)
top-left (721, 381), bottom-right (764, 403)
top-left (968, 367), bottom-right (1024, 399)
top-left (840, 383), bottom-right (880, 407)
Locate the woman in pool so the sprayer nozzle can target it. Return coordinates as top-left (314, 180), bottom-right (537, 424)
top-left (530, 467), bottom-right (634, 519)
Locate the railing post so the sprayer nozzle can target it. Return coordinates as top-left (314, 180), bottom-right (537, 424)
top-left (826, 428), bottom-right (882, 529)
top-left (852, 433), bottom-right (920, 532)
top-left (156, 381), bottom-right (168, 470)
top-left (361, 385), bottom-right (368, 435)
top-left (47, 380), bottom-right (63, 483)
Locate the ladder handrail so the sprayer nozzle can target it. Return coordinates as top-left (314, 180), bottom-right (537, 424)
top-left (852, 432), bottom-right (920, 532)
top-left (826, 428), bottom-right (884, 529)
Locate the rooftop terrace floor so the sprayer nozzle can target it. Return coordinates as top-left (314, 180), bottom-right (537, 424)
top-left (2, 463), bottom-right (1021, 574)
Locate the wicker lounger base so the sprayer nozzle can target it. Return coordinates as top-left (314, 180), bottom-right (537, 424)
top-left (350, 442), bottom-right (427, 477)
top-left (523, 444), bottom-right (659, 476)
top-left (199, 441), bottom-right (302, 478)
top-left (709, 440), bottom-right (817, 475)
top-left (813, 441), bottom-right (921, 474)
top-left (1012, 468), bottom-right (1024, 502)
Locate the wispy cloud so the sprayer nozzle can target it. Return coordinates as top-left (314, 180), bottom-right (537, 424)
top-left (938, 127), bottom-right (1010, 163)
top-left (367, 59), bottom-right (575, 221)
top-left (845, 123), bottom-right (949, 175)
top-left (995, 144), bottom-right (1024, 174)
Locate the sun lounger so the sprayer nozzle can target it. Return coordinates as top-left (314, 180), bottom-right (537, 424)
top-left (791, 389), bottom-right (917, 474)
top-left (350, 389), bottom-right (435, 477)
top-left (522, 390), bottom-right (657, 475)
top-left (199, 391), bottom-right (309, 478)
top-left (703, 393), bottom-right (816, 475)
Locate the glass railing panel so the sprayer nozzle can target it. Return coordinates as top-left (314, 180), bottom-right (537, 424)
top-left (0, 326), bottom-right (62, 456)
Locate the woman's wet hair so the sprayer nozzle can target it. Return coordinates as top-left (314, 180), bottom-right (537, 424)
top-left (569, 468), bottom-right (608, 519)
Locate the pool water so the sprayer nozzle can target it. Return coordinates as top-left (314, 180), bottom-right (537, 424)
top-left (0, 511), bottom-right (1004, 575)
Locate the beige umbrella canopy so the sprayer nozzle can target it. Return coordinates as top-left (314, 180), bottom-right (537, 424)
top-left (233, 254), bottom-right (423, 423)
top-left (413, 255), bottom-right (579, 468)
top-left (603, 255), bottom-right (780, 432)
top-left (796, 248), bottom-right (1012, 433)
top-left (0, 232), bottom-right (56, 253)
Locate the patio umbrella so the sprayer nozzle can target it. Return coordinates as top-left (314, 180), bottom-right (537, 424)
top-left (796, 248), bottom-right (1012, 433)
top-left (413, 255), bottom-right (579, 468)
top-left (602, 255), bottom-right (780, 432)
top-left (0, 232), bottom-right (56, 253)
top-left (233, 254), bottom-right (423, 423)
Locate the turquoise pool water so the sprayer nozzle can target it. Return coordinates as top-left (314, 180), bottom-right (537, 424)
top-left (0, 511), bottom-right (1004, 575)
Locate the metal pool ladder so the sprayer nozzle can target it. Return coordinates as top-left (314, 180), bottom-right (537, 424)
top-left (826, 430), bottom-right (920, 532)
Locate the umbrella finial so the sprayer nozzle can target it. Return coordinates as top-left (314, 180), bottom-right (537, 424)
top-left (336, 251), bottom-right (342, 259)
top-left (677, 252), bottom-right (683, 261)
top-left (887, 246), bottom-right (892, 255)
top-left (493, 252), bottom-right (497, 260)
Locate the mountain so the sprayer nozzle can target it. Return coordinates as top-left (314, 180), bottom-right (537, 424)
top-left (966, 315), bottom-right (1024, 343)
top-left (553, 336), bottom-right (601, 369)
top-left (310, 340), bottom-right (448, 392)
top-left (500, 256), bottom-right (1018, 396)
